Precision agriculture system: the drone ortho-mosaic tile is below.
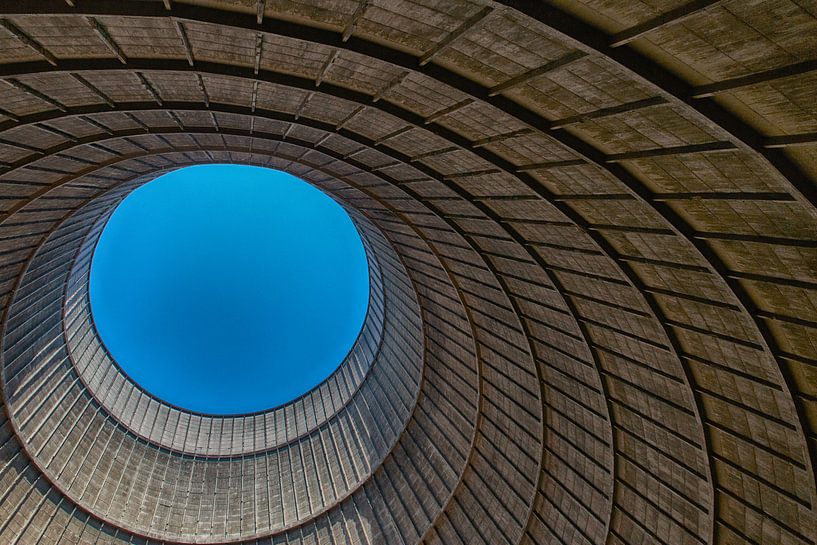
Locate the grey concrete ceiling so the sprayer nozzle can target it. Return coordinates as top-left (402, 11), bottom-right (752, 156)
top-left (0, 1), bottom-right (815, 544)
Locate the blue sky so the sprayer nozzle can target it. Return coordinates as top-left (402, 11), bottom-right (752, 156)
top-left (89, 164), bottom-right (370, 414)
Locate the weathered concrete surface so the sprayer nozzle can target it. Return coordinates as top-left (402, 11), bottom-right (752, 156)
top-left (0, 1), bottom-right (814, 544)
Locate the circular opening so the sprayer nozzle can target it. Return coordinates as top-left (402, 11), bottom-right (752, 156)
top-left (89, 164), bottom-right (370, 414)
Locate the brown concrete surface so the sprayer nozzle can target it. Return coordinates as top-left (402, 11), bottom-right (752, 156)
top-left (0, 1), bottom-right (815, 544)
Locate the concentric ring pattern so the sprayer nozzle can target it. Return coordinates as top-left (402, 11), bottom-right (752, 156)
top-left (0, 1), bottom-right (815, 545)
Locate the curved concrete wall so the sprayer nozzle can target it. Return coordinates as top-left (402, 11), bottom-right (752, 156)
top-left (0, 1), bottom-right (814, 545)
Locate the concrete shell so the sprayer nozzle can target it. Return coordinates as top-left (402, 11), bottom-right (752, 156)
top-left (0, 1), bottom-right (814, 545)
